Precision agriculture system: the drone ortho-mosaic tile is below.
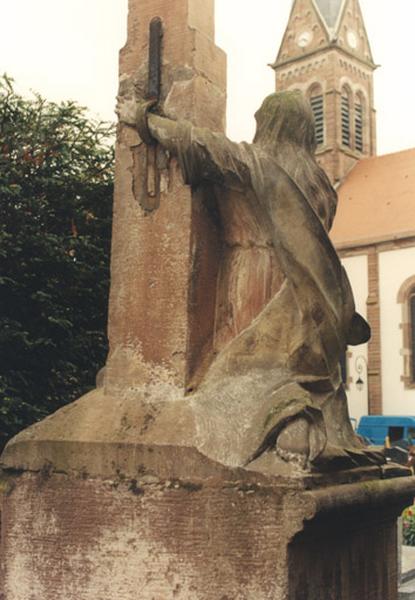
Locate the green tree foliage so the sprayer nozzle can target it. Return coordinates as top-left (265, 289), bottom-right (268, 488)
top-left (0, 75), bottom-right (114, 449)
top-left (403, 504), bottom-right (415, 546)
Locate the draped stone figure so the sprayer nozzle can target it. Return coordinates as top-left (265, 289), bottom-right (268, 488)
top-left (118, 90), bottom-right (381, 472)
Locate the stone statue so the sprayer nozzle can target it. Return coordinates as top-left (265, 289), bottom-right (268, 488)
top-left (117, 90), bottom-right (382, 473)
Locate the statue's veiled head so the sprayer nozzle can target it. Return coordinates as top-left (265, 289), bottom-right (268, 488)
top-left (253, 91), bottom-right (316, 153)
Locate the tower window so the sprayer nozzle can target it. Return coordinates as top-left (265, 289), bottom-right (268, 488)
top-left (341, 88), bottom-right (351, 147)
top-left (310, 95), bottom-right (324, 146)
top-left (308, 84), bottom-right (324, 146)
top-left (355, 96), bottom-right (364, 152)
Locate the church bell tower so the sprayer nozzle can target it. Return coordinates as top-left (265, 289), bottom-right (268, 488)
top-left (272, 0), bottom-right (377, 185)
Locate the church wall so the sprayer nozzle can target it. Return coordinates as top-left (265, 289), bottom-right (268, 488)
top-left (379, 246), bottom-right (415, 415)
top-left (341, 254), bottom-right (369, 422)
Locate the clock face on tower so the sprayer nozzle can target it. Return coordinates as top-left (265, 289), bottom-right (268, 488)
top-left (347, 30), bottom-right (359, 49)
top-left (297, 31), bottom-right (312, 48)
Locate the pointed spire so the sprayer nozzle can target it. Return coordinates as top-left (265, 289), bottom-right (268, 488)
top-left (313, 0), bottom-right (345, 32)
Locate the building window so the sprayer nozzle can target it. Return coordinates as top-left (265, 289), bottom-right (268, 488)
top-left (397, 276), bottom-right (415, 389)
top-left (410, 293), bottom-right (415, 382)
top-left (308, 85), bottom-right (324, 146)
top-left (341, 87), bottom-right (351, 147)
top-left (355, 95), bottom-right (364, 152)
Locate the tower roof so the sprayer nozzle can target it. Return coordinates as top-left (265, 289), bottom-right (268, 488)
top-left (313, 0), bottom-right (345, 32)
top-left (273, 0), bottom-right (375, 67)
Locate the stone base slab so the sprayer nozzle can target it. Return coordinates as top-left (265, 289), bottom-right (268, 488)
top-left (1, 456), bottom-right (414, 599)
top-left (1, 388), bottom-right (414, 599)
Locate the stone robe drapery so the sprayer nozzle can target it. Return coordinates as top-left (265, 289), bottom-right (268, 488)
top-left (145, 106), bottom-right (374, 469)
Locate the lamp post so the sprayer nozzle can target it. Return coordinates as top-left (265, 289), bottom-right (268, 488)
top-left (355, 355), bottom-right (368, 392)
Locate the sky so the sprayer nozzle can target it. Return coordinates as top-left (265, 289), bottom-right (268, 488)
top-left (0, 0), bottom-right (414, 155)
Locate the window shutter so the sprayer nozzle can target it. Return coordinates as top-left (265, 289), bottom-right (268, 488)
top-left (355, 101), bottom-right (364, 152)
top-left (310, 95), bottom-right (324, 146)
top-left (341, 92), bottom-right (351, 147)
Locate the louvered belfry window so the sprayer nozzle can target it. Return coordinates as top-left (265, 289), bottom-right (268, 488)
top-left (410, 294), bottom-right (415, 382)
top-left (309, 86), bottom-right (324, 146)
top-left (341, 89), bottom-right (351, 147)
top-left (355, 96), bottom-right (364, 152)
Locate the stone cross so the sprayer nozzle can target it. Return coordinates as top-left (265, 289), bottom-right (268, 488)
top-left (105, 0), bottom-right (227, 391)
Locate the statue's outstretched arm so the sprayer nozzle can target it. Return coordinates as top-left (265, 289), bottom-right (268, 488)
top-left (114, 91), bottom-right (254, 190)
top-left (117, 95), bottom-right (253, 189)
top-left (146, 113), bottom-right (253, 190)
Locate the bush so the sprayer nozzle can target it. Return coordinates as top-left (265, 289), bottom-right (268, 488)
top-left (0, 75), bottom-right (114, 449)
top-left (403, 504), bottom-right (415, 546)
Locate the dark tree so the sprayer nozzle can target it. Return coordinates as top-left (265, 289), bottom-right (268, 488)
top-left (0, 75), bottom-right (114, 449)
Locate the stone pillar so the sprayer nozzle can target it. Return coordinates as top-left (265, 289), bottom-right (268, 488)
top-left (106, 0), bottom-right (226, 390)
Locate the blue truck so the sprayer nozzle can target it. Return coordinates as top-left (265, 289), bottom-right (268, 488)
top-left (356, 415), bottom-right (415, 446)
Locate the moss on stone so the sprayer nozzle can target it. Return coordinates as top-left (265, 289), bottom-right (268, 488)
top-left (0, 473), bottom-right (12, 495)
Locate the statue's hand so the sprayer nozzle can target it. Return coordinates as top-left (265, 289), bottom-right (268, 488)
top-left (116, 96), bottom-right (157, 145)
top-left (115, 95), bottom-right (138, 126)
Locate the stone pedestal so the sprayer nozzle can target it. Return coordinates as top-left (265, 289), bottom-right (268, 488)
top-left (0, 407), bottom-right (414, 600)
top-left (1, 386), bottom-right (415, 599)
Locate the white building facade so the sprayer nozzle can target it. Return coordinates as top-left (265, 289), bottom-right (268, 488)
top-left (333, 149), bottom-right (415, 418)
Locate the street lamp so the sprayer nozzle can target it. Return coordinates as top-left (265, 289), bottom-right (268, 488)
top-left (355, 355), bottom-right (367, 391)
top-left (356, 375), bottom-right (364, 392)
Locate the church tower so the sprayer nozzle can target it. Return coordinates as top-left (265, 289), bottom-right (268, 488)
top-left (272, 0), bottom-right (377, 184)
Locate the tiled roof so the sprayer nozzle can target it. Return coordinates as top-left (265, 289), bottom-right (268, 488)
top-left (330, 148), bottom-right (415, 248)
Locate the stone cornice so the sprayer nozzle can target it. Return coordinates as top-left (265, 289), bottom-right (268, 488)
top-left (272, 45), bottom-right (377, 72)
